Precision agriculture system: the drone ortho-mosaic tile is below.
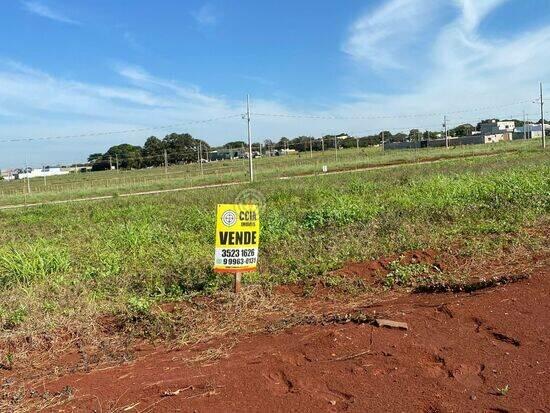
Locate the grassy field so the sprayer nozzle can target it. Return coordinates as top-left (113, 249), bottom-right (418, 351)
top-left (0, 139), bottom-right (539, 207)
top-left (0, 139), bottom-right (548, 342)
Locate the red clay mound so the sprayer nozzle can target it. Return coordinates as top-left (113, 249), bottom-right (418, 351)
top-left (335, 249), bottom-right (441, 284)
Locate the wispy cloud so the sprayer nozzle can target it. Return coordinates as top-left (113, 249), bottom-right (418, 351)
top-left (22, 1), bottom-right (80, 25)
top-left (3, 0), bottom-right (550, 167)
top-left (191, 3), bottom-right (219, 27)
top-left (343, 0), bottom-right (445, 69)
top-left (340, 0), bottom-right (548, 124)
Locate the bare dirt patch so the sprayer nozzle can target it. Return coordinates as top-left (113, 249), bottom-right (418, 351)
top-left (35, 257), bottom-right (550, 412)
top-left (1, 237), bottom-right (548, 412)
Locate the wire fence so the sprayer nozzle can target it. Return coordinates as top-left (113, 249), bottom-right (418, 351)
top-left (0, 95), bottom-right (544, 205)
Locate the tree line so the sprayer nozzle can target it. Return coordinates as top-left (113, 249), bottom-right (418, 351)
top-left (88, 133), bottom-right (209, 171)
top-left (87, 118), bottom-right (526, 170)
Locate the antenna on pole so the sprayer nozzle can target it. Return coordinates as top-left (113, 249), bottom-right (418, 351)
top-left (540, 82), bottom-right (546, 149)
top-left (523, 111), bottom-right (527, 140)
top-left (246, 94), bottom-right (254, 182)
top-left (444, 116), bottom-right (449, 148)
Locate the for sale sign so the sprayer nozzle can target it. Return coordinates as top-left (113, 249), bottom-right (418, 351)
top-left (214, 204), bottom-right (260, 273)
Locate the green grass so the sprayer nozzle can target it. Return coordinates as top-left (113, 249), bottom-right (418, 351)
top-left (0, 139), bottom-right (539, 207)
top-left (0, 140), bottom-right (548, 337)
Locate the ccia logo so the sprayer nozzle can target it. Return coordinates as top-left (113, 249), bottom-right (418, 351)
top-left (221, 210), bottom-right (238, 227)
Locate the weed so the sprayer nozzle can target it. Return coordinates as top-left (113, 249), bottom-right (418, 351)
top-left (496, 384), bottom-right (510, 396)
top-left (383, 261), bottom-right (435, 289)
top-left (0, 241), bottom-right (70, 288)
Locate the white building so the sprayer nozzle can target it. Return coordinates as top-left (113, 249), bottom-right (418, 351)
top-left (514, 124), bottom-right (550, 139)
top-left (479, 120), bottom-right (516, 135)
top-left (16, 167), bottom-right (69, 180)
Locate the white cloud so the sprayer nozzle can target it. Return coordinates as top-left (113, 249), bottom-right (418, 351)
top-left (22, 1), bottom-right (80, 25)
top-left (455, 0), bottom-right (510, 32)
top-left (343, 0), bottom-right (444, 69)
top-left (2, 0), bottom-right (550, 167)
top-left (191, 4), bottom-right (219, 27)
top-left (339, 0), bottom-right (549, 128)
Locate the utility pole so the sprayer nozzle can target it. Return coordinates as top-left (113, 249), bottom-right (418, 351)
top-left (109, 156), bottom-right (113, 170)
top-left (540, 82), bottom-right (546, 149)
top-left (334, 135), bottom-right (338, 161)
top-left (321, 136), bottom-right (325, 152)
top-left (198, 142), bottom-right (204, 175)
top-left (523, 111), bottom-right (527, 140)
top-left (381, 131), bottom-right (385, 152)
top-left (356, 136), bottom-right (360, 150)
top-left (444, 116), bottom-right (449, 148)
top-left (164, 149), bottom-right (168, 175)
top-left (310, 137), bottom-right (313, 158)
top-left (25, 156), bottom-right (31, 194)
top-left (115, 154), bottom-right (119, 171)
top-left (246, 94), bottom-right (254, 182)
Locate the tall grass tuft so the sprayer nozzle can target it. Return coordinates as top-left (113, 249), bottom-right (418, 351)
top-left (0, 241), bottom-right (70, 287)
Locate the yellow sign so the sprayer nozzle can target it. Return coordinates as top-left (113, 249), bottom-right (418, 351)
top-left (214, 204), bottom-right (260, 273)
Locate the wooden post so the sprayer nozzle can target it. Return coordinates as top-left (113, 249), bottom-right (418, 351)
top-left (233, 272), bottom-right (242, 293)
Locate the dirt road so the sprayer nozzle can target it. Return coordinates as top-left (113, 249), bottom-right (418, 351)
top-left (43, 258), bottom-right (549, 412)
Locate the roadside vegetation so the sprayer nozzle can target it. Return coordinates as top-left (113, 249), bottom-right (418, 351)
top-left (0, 140), bottom-right (547, 344)
top-left (0, 139), bottom-right (537, 207)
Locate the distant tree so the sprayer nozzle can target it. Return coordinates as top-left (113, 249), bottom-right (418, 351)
top-left (379, 131), bottom-right (392, 142)
top-left (142, 136), bottom-right (165, 166)
top-left (423, 130), bottom-right (440, 140)
top-left (361, 135), bottom-right (381, 146)
top-left (105, 144), bottom-right (143, 169)
top-left (450, 124), bottom-right (475, 137)
top-left (275, 137), bottom-right (290, 150)
top-left (162, 133), bottom-right (209, 163)
top-left (392, 133), bottom-right (407, 143)
top-left (87, 153), bottom-right (103, 163)
top-left (408, 129), bottom-right (423, 141)
top-left (223, 141), bottom-right (247, 149)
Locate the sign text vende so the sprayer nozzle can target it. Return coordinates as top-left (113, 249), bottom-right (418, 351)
top-left (214, 204), bottom-right (260, 273)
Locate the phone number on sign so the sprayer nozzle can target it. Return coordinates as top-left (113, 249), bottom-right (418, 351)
top-left (222, 257), bottom-right (257, 265)
top-left (220, 249), bottom-right (256, 258)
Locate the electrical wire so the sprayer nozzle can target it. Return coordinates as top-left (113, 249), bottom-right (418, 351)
top-left (0, 114), bottom-right (242, 143)
top-left (251, 99), bottom-right (535, 121)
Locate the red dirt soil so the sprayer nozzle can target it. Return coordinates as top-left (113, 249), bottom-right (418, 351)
top-left (37, 258), bottom-right (549, 412)
top-left (335, 249), bottom-right (441, 283)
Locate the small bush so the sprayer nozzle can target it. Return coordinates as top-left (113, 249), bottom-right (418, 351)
top-left (383, 261), bottom-right (434, 288)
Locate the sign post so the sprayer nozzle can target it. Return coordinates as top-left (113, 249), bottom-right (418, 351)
top-left (214, 204), bottom-right (260, 293)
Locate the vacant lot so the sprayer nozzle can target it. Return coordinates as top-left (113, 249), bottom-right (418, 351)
top-left (0, 140), bottom-right (536, 207)
top-left (0, 140), bottom-right (548, 411)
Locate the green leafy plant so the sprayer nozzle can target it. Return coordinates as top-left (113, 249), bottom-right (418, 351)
top-left (383, 261), bottom-right (434, 288)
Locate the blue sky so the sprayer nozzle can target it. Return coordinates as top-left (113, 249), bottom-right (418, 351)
top-left (1, 0), bottom-right (550, 167)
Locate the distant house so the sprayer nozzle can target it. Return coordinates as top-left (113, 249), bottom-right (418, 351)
top-left (210, 148), bottom-right (246, 161)
top-left (513, 123), bottom-right (550, 139)
top-left (479, 120), bottom-right (516, 135)
top-left (0, 169), bottom-right (16, 181)
top-left (15, 166), bottom-right (69, 180)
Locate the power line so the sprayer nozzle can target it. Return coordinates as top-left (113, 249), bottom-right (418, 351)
top-left (251, 99), bottom-right (534, 121)
top-left (0, 114), bottom-right (242, 143)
